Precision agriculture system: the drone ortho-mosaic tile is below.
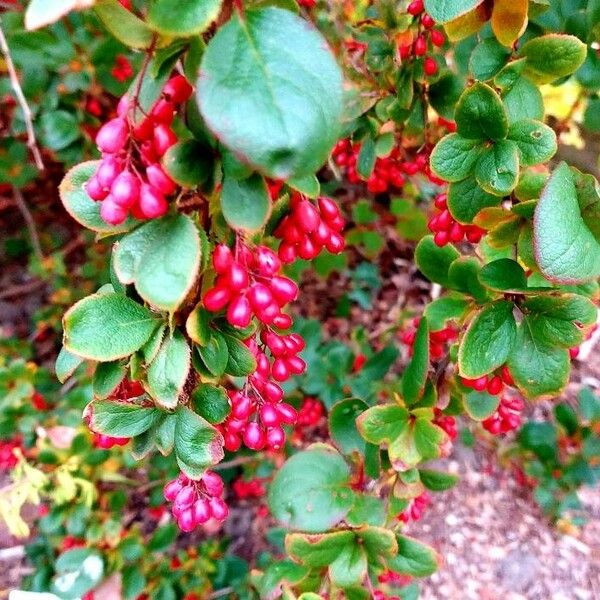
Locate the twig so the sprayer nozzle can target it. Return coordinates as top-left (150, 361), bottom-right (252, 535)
top-left (213, 455), bottom-right (258, 470)
top-left (0, 278), bottom-right (45, 300)
top-left (208, 587), bottom-right (234, 599)
top-left (12, 185), bottom-right (43, 261)
top-left (0, 17), bottom-right (44, 171)
top-left (131, 35), bottom-right (157, 121)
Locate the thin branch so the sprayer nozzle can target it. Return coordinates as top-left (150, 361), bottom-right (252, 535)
top-left (12, 185), bottom-right (42, 261)
top-left (0, 17), bottom-right (44, 171)
top-left (208, 587), bottom-right (234, 599)
top-left (0, 278), bottom-right (44, 300)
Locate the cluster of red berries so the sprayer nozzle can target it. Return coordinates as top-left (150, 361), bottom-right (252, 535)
top-left (86, 75), bottom-right (193, 225)
top-left (61, 535), bottom-right (86, 551)
top-left (296, 397), bottom-right (324, 428)
top-left (433, 408), bottom-right (458, 441)
top-left (163, 470), bottom-right (228, 532)
top-left (92, 433), bottom-right (129, 449)
top-left (428, 193), bottom-right (485, 246)
top-left (482, 396), bottom-right (525, 435)
top-left (273, 195), bottom-right (345, 263)
top-left (0, 437), bottom-right (22, 470)
top-left (332, 140), bottom-right (444, 194)
top-left (398, 491), bottom-right (431, 523)
top-left (203, 242), bottom-right (299, 328)
top-left (220, 387), bottom-right (298, 453)
top-left (378, 570), bottom-right (413, 587)
top-left (400, 1), bottom-right (446, 77)
top-left (232, 477), bottom-right (266, 499)
top-left (400, 317), bottom-right (458, 360)
top-left (461, 365), bottom-right (514, 397)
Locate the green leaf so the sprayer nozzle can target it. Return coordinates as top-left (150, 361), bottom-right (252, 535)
top-left (424, 0), bottom-right (485, 24)
top-left (223, 335), bottom-right (257, 376)
top-left (148, 523), bottom-right (178, 552)
top-left (186, 304), bottom-right (212, 346)
top-left (429, 134), bottom-right (482, 182)
top-left (147, 330), bottom-right (190, 409)
top-left (357, 136), bottom-right (376, 179)
top-left (503, 78), bottom-right (544, 128)
top-left (447, 257), bottom-right (490, 303)
top-left (534, 163), bottom-right (600, 283)
top-left (93, 361), bottom-right (125, 399)
top-left (469, 39), bottom-right (511, 80)
top-left (414, 236), bottom-right (460, 288)
top-left (475, 139), bottom-right (519, 196)
top-left (52, 549), bottom-right (104, 600)
top-left (507, 317), bottom-right (570, 399)
top-left (288, 174), bottom-right (320, 199)
top-left (419, 469), bottom-right (459, 491)
top-left (191, 383), bottom-right (231, 424)
top-left (155, 413), bottom-right (176, 454)
top-left (55, 347), bottom-right (83, 383)
top-left (87, 400), bottom-right (161, 438)
top-left (507, 119), bottom-right (557, 167)
top-left (114, 214), bottom-right (201, 312)
top-left (424, 296), bottom-right (469, 330)
top-left (402, 318), bottom-right (429, 406)
top-left (286, 530), bottom-right (354, 567)
top-left (95, 0), bottom-right (155, 49)
top-left (220, 173), bottom-right (271, 233)
top-left (148, 0), bottom-right (223, 36)
top-left (328, 398), bottom-right (368, 456)
top-left (479, 258), bottom-right (528, 291)
top-left (346, 495), bottom-right (386, 527)
top-left (197, 7), bottom-right (343, 179)
top-left (519, 34), bottom-right (587, 84)
top-left (554, 403), bottom-right (578, 436)
top-left (198, 333), bottom-right (229, 377)
top-left (357, 405), bottom-right (409, 446)
top-left (455, 82), bottom-right (508, 141)
top-left (464, 391), bottom-right (500, 420)
top-left (174, 406), bottom-right (224, 479)
top-left (162, 140), bottom-right (213, 189)
top-left (521, 294), bottom-right (597, 347)
top-left (386, 535), bottom-right (439, 577)
top-left (39, 110), bottom-right (80, 151)
top-left (518, 422), bottom-right (557, 461)
top-left (268, 445), bottom-right (355, 533)
top-left (64, 293), bottom-right (158, 362)
top-left (458, 300), bottom-right (517, 378)
top-left (59, 162), bottom-right (136, 234)
top-left (447, 177), bottom-right (500, 223)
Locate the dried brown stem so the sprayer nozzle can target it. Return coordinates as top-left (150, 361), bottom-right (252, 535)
top-left (12, 185), bottom-right (42, 261)
top-left (0, 17), bottom-right (44, 170)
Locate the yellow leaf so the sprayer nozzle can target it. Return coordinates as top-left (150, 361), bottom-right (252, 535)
top-left (492, 0), bottom-right (528, 47)
top-left (444, 5), bottom-right (490, 42)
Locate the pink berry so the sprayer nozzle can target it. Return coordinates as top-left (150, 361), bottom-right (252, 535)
top-left (227, 295), bottom-right (252, 328)
top-left (96, 118), bottom-right (128, 153)
top-left (243, 422), bottom-right (265, 450)
top-left (153, 124), bottom-right (177, 156)
top-left (163, 75), bottom-right (193, 103)
top-left (100, 197), bottom-right (128, 225)
top-left (203, 285), bottom-right (232, 312)
top-left (212, 244), bottom-right (234, 274)
top-left (192, 498), bottom-right (211, 524)
top-left (111, 171), bottom-right (140, 208)
top-left (86, 176), bottom-right (108, 201)
top-left (202, 470), bottom-right (224, 496)
top-left (266, 426), bottom-right (285, 450)
top-left (139, 184), bottom-right (168, 219)
top-left (164, 480), bottom-right (182, 502)
top-left (208, 497), bottom-right (229, 521)
top-left (146, 164), bottom-right (177, 195)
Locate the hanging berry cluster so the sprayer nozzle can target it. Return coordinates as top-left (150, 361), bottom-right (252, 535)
top-left (461, 365), bottom-right (515, 397)
top-left (482, 396), bottom-right (525, 435)
top-left (86, 75), bottom-right (193, 225)
top-left (0, 437), bottom-right (22, 470)
top-left (401, 0), bottom-right (445, 77)
top-left (274, 194), bottom-right (345, 263)
top-left (163, 470), bottom-right (228, 533)
top-left (331, 140), bottom-right (444, 194)
top-left (427, 192), bottom-right (486, 246)
top-left (397, 491), bottom-right (431, 523)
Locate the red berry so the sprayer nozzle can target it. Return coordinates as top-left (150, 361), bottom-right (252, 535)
top-left (424, 56), bottom-right (438, 76)
top-left (422, 14), bottom-right (435, 28)
top-left (414, 35), bottom-right (427, 56)
top-left (407, 0), bottom-right (424, 15)
top-left (472, 376), bottom-right (488, 392)
top-left (430, 29), bottom-right (445, 47)
top-left (163, 75), bottom-right (194, 103)
top-left (153, 124), bottom-right (177, 156)
top-left (146, 164), bottom-right (177, 195)
top-left (487, 376), bottom-right (503, 396)
top-left (227, 295), bottom-right (252, 328)
top-left (86, 176), bottom-right (108, 201)
top-left (111, 171), bottom-right (140, 208)
top-left (203, 285), bottom-right (231, 312)
top-left (139, 184), bottom-right (168, 218)
top-left (96, 118), bottom-right (128, 153)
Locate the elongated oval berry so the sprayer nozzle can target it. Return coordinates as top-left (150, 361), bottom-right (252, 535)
top-left (255, 246), bottom-right (281, 276)
top-left (100, 197), bottom-right (127, 225)
top-left (259, 403), bottom-right (279, 427)
top-left (163, 75), bottom-right (193, 103)
top-left (227, 263), bottom-right (249, 291)
top-left (203, 285), bottom-right (231, 312)
top-left (232, 393), bottom-right (253, 420)
top-left (266, 332), bottom-right (287, 356)
top-left (212, 244), bottom-right (233, 274)
top-left (117, 94), bottom-right (129, 117)
top-left (318, 197), bottom-right (340, 221)
top-left (139, 184), bottom-right (168, 219)
top-left (111, 171), bottom-right (140, 208)
top-left (202, 470), bottom-right (224, 496)
top-left (264, 381), bottom-right (284, 403)
top-left (273, 313), bottom-right (293, 329)
top-left (153, 124), bottom-right (177, 156)
top-left (243, 422), bottom-right (265, 450)
top-left (96, 118), bottom-right (128, 153)
top-left (313, 221), bottom-right (331, 245)
top-left (151, 98), bottom-right (174, 124)
top-left (224, 431), bottom-right (241, 452)
top-left (208, 497), bottom-right (229, 521)
top-left (248, 284), bottom-right (274, 310)
top-left (270, 276), bottom-right (298, 305)
top-left (174, 486), bottom-right (195, 509)
top-left (286, 355), bottom-right (306, 375)
top-left (287, 333), bottom-right (305, 352)
top-left (178, 508), bottom-right (195, 532)
top-left (86, 176), bottom-right (108, 201)
top-left (146, 164), bottom-right (177, 195)
top-left (97, 156), bottom-right (122, 188)
top-left (278, 242), bottom-right (297, 264)
top-left (227, 418), bottom-right (247, 433)
top-left (326, 231), bottom-right (345, 254)
top-left (133, 117), bottom-right (154, 142)
top-left (298, 236), bottom-right (317, 260)
top-left (266, 426), bottom-right (285, 450)
top-left (192, 498), bottom-right (211, 524)
top-left (414, 35), bottom-right (427, 56)
top-left (256, 302), bottom-right (279, 324)
top-left (296, 200), bottom-right (320, 233)
top-left (163, 479), bottom-right (182, 501)
top-left (275, 402), bottom-right (297, 425)
top-left (272, 358), bottom-right (290, 382)
top-left (227, 295), bottom-right (252, 328)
